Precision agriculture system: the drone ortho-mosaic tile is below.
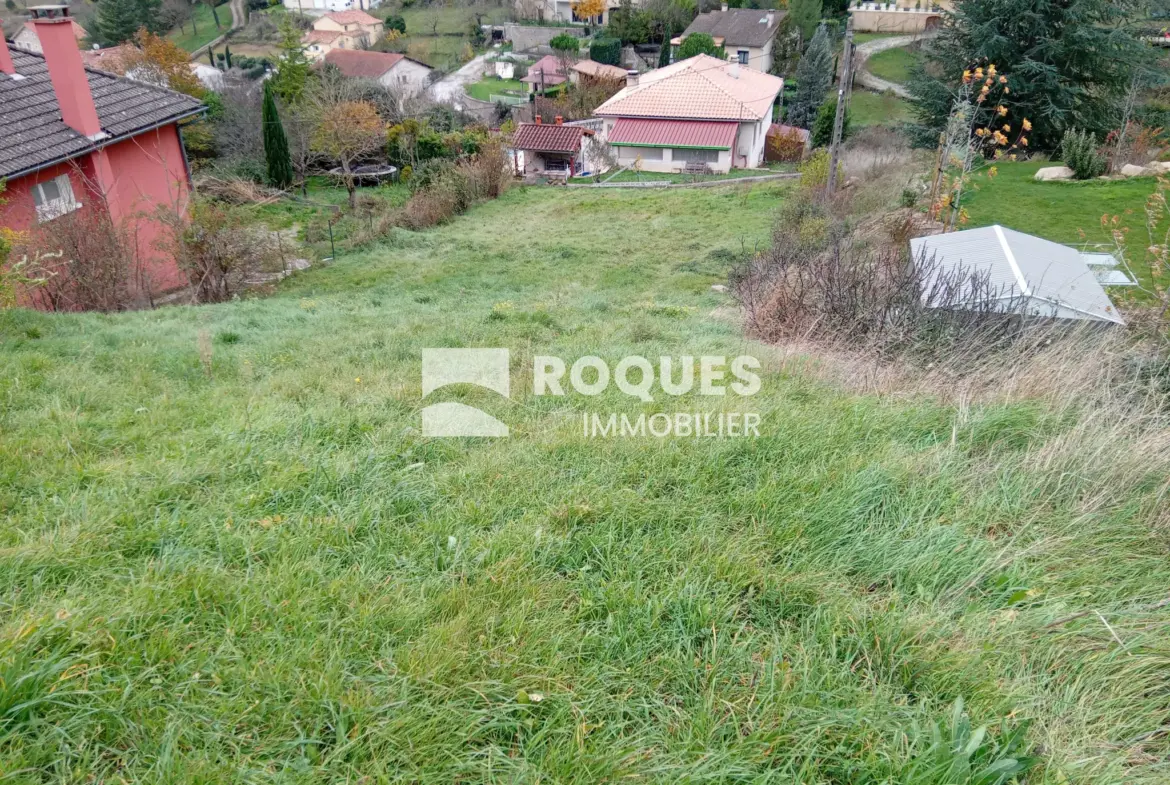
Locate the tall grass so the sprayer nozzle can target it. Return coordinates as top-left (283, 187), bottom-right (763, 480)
top-left (0, 183), bottom-right (1168, 782)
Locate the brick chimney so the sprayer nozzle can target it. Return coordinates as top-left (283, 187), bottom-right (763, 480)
top-left (0, 23), bottom-right (16, 76)
top-left (535, 116), bottom-right (542, 125)
top-left (33, 13), bottom-right (104, 139)
top-left (766, 10), bottom-right (775, 25)
top-left (554, 115), bottom-right (563, 125)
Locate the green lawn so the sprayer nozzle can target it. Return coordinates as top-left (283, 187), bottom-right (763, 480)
top-left (568, 165), bottom-right (796, 184)
top-left (1, 183), bottom-right (1168, 782)
top-left (168, 2), bottom-right (226, 54)
top-left (865, 45), bottom-right (919, 85)
top-left (850, 89), bottom-right (914, 127)
top-left (960, 160), bottom-right (1161, 290)
top-left (465, 77), bottom-right (527, 102)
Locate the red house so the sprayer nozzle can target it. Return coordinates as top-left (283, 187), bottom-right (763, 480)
top-left (0, 13), bottom-right (204, 308)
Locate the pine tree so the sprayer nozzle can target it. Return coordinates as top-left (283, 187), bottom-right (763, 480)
top-left (787, 24), bottom-right (832, 129)
top-left (96, 0), bottom-right (146, 45)
top-left (262, 81), bottom-right (294, 190)
top-left (269, 17), bottom-right (311, 104)
top-left (908, 0), bottom-right (1153, 150)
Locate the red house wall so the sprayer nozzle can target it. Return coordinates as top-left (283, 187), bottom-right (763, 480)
top-left (0, 124), bottom-right (191, 304)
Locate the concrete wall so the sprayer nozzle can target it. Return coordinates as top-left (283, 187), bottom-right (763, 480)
top-left (849, 9), bottom-right (943, 34)
top-left (505, 24), bottom-right (584, 53)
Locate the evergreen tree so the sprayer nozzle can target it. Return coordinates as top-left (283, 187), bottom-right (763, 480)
top-left (787, 0), bottom-right (822, 46)
top-left (787, 24), bottom-right (832, 129)
top-left (96, 0), bottom-right (149, 45)
top-left (907, 0), bottom-right (1153, 150)
top-left (811, 95), bottom-right (849, 148)
top-left (269, 17), bottom-right (311, 104)
top-left (677, 33), bottom-right (725, 61)
top-left (262, 81), bottom-right (294, 190)
top-left (224, 44), bottom-right (233, 69)
top-left (658, 25), bottom-right (671, 68)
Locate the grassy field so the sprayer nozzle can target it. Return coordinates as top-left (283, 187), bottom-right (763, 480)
top-left (1, 183), bottom-right (1169, 782)
top-left (866, 45), bottom-right (919, 85)
top-left (465, 77), bottom-right (527, 102)
top-left (567, 165), bottom-right (796, 184)
top-left (380, 4), bottom-right (511, 71)
top-left (850, 89), bottom-right (913, 127)
top-left (961, 160), bottom-right (1161, 290)
top-left (168, 2), bottom-right (226, 54)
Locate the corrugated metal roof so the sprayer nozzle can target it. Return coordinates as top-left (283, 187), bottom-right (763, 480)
top-left (0, 48), bottom-right (204, 180)
top-left (910, 226), bottom-right (1125, 324)
top-left (512, 123), bottom-right (588, 153)
top-left (609, 118), bottom-right (737, 149)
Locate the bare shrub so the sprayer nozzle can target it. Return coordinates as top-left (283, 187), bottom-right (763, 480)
top-left (156, 199), bottom-right (282, 303)
top-left (400, 140), bottom-right (512, 231)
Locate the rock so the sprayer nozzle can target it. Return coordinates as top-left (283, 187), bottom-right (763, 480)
top-left (710, 284), bottom-right (728, 293)
top-left (1149, 161), bottom-right (1170, 174)
top-left (1034, 166), bottom-right (1074, 182)
top-left (1120, 164), bottom-right (1155, 178)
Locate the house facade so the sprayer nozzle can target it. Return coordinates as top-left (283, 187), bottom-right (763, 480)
top-left (512, 118), bottom-right (596, 177)
top-left (520, 54), bottom-right (567, 94)
top-left (282, 0), bottom-right (382, 17)
top-left (0, 17), bottom-right (204, 308)
top-left (593, 54), bottom-right (783, 174)
top-left (849, 1), bottom-right (953, 34)
top-left (10, 15), bottom-right (87, 54)
top-left (675, 6), bottom-right (783, 73)
top-left (513, 0), bottom-right (628, 26)
top-left (322, 49), bottom-right (433, 98)
top-left (302, 10), bottom-right (384, 62)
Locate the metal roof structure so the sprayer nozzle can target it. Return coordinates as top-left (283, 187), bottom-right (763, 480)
top-left (910, 225), bottom-right (1126, 325)
top-left (608, 118), bottom-right (738, 149)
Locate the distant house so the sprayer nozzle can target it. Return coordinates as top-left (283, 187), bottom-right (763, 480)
top-left (910, 226), bottom-right (1126, 325)
top-left (520, 54), bottom-right (567, 94)
top-left (10, 13), bottom-right (87, 54)
top-left (322, 49), bottom-right (433, 98)
top-left (569, 59), bottom-right (628, 86)
top-left (0, 15), bottom-right (205, 308)
top-left (302, 10), bottom-right (384, 62)
top-left (675, 5), bottom-right (783, 72)
top-left (850, 0), bottom-right (952, 34)
top-left (282, 0), bottom-right (382, 16)
top-left (593, 54), bottom-right (783, 173)
top-left (513, 0), bottom-right (626, 25)
top-left (512, 118), bottom-right (595, 177)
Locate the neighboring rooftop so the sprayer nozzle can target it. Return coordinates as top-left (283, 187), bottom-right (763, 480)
top-left (594, 54), bottom-right (783, 121)
top-left (570, 60), bottom-right (628, 81)
top-left (320, 10), bottom-right (382, 26)
top-left (0, 47), bottom-right (204, 180)
top-left (323, 49), bottom-right (413, 78)
top-left (520, 54), bottom-right (567, 86)
top-left (680, 8), bottom-right (785, 49)
top-left (910, 225), bottom-right (1126, 325)
top-left (304, 30), bottom-right (344, 44)
top-left (512, 122), bottom-right (591, 153)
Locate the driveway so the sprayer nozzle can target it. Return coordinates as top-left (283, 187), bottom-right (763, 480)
top-left (853, 34), bottom-right (927, 99)
top-left (429, 52), bottom-right (492, 103)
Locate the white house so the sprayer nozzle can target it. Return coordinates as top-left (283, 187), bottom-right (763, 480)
top-left (593, 54), bottom-right (783, 173)
top-left (282, 0), bottom-right (382, 16)
top-left (301, 10), bottom-right (385, 62)
top-left (675, 6), bottom-right (783, 73)
top-left (322, 49), bottom-right (433, 99)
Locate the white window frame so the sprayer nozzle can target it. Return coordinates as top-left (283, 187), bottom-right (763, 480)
top-left (31, 174), bottom-right (81, 224)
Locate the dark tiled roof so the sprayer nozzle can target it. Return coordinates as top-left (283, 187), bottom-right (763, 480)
top-left (0, 47), bottom-right (205, 179)
top-left (683, 9), bottom-right (785, 49)
top-left (512, 123), bottom-right (589, 153)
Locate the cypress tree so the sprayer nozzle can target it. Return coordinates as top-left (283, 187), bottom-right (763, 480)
top-left (262, 81), bottom-right (293, 190)
top-left (658, 26), bottom-right (671, 68)
top-left (787, 24), bottom-right (832, 129)
top-left (908, 0), bottom-right (1153, 150)
top-left (224, 44), bottom-right (233, 69)
top-left (207, 47), bottom-right (216, 69)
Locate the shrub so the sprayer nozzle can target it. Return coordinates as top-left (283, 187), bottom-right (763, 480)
top-left (589, 37), bottom-right (621, 67)
top-left (385, 14), bottom-right (406, 34)
top-left (766, 128), bottom-right (807, 163)
top-left (549, 33), bottom-right (579, 54)
top-left (811, 96), bottom-right (850, 148)
top-left (798, 149), bottom-right (841, 191)
top-left (1061, 128), bottom-right (1106, 180)
top-left (677, 33), bottom-right (724, 61)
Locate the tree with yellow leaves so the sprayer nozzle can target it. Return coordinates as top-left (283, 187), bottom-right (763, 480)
top-left (570, 0), bottom-right (606, 23)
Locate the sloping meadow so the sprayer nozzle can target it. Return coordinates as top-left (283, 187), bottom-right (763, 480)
top-left (0, 183), bottom-right (1167, 783)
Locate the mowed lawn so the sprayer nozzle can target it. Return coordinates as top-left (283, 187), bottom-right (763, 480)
top-left (961, 160), bottom-right (1161, 290)
top-left (1, 183), bottom-right (1169, 782)
top-left (465, 77), bottom-right (527, 102)
top-left (850, 89), bottom-right (913, 127)
top-left (168, 1), bottom-right (226, 54)
top-left (866, 45), bottom-right (919, 85)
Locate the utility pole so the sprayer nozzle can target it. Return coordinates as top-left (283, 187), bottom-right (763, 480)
top-left (826, 18), bottom-right (854, 197)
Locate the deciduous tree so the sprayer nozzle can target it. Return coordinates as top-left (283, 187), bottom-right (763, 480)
top-left (121, 28), bottom-right (205, 97)
top-left (310, 97), bottom-right (385, 208)
top-left (570, 0), bottom-right (606, 23)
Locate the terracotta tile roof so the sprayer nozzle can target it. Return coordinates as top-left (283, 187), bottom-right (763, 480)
top-left (324, 49), bottom-right (405, 77)
top-left (682, 8), bottom-right (784, 49)
top-left (594, 54), bottom-right (783, 121)
top-left (304, 30), bottom-right (343, 44)
top-left (19, 18), bottom-right (87, 44)
top-left (0, 48), bottom-right (204, 179)
top-left (322, 10), bottom-right (381, 26)
top-left (79, 44), bottom-right (135, 72)
top-left (520, 54), bottom-right (567, 85)
top-left (512, 123), bottom-right (590, 153)
top-left (571, 60), bottom-right (628, 81)
top-left (609, 118), bottom-right (737, 149)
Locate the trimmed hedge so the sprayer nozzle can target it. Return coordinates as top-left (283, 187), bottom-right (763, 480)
top-left (589, 37), bottom-right (622, 67)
